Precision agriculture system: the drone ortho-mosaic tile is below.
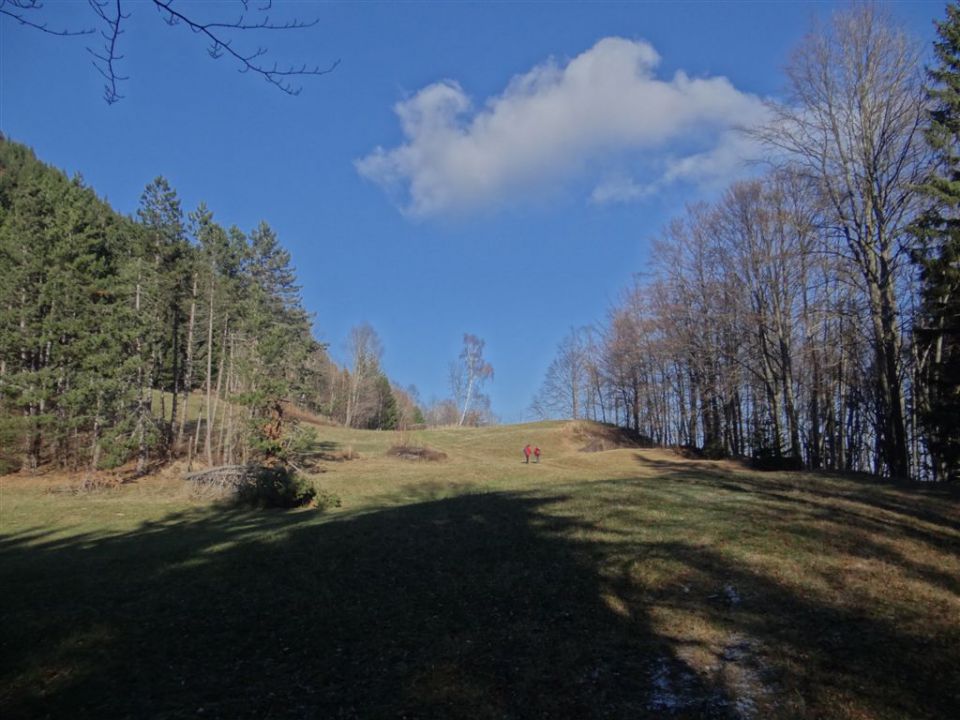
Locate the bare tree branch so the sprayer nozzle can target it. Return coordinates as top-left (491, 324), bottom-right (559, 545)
top-left (87, 0), bottom-right (129, 104)
top-left (2, 0), bottom-right (339, 103)
top-left (0, 0), bottom-right (94, 36)
top-left (150, 0), bottom-right (339, 96)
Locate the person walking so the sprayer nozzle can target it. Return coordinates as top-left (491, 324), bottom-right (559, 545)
top-left (533, 446), bottom-right (541, 463)
top-left (523, 444), bottom-right (531, 464)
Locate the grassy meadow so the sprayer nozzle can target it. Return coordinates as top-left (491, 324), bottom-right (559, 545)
top-left (1, 420), bottom-right (958, 719)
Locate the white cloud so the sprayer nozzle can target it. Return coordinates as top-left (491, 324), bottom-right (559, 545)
top-left (590, 175), bottom-right (656, 205)
top-left (661, 128), bottom-right (766, 189)
top-left (356, 37), bottom-right (768, 217)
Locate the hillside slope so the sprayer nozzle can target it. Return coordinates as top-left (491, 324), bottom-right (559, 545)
top-left (2, 421), bottom-right (958, 719)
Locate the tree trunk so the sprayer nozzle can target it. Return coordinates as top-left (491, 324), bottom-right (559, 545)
top-left (204, 272), bottom-right (215, 466)
top-left (177, 275), bottom-right (198, 451)
top-left (135, 265), bottom-right (148, 476)
top-left (209, 317), bottom-right (228, 464)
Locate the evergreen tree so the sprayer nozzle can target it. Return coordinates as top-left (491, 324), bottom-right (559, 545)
top-left (367, 373), bottom-right (399, 430)
top-left (0, 152), bottom-right (58, 469)
top-left (189, 205), bottom-right (240, 466)
top-left (913, 2), bottom-right (960, 481)
top-left (0, 138), bottom-right (136, 470)
top-left (137, 177), bottom-right (188, 455)
top-left (0, 137), bottom-right (409, 474)
top-left (239, 222), bottom-right (313, 463)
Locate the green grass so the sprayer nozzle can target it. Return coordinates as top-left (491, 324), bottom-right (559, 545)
top-left (1, 420), bottom-right (958, 719)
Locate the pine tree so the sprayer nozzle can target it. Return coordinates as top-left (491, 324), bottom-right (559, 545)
top-left (913, 2), bottom-right (960, 481)
top-left (367, 373), bottom-right (399, 430)
top-left (0, 137), bottom-right (363, 473)
top-left (0, 155), bottom-right (58, 469)
top-left (239, 222), bottom-right (313, 463)
top-left (0, 138), bottom-right (136, 470)
top-left (136, 178), bottom-right (188, 456)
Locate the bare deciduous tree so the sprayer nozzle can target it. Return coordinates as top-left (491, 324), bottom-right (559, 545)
top-left (531, 327), bottom-right (591, 420)
top-left (751, 3), bottom-right (930, 477)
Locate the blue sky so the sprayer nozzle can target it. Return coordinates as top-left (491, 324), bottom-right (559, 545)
top-left (0, 0), bottom-right (944, 422)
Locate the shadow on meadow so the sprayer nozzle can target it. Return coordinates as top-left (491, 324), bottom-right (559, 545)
top-left (2, 465), bottom-right (959, 719)
top-left (2, 490), bottom-right (740, 720)
top-left (613, 454), bottom-right (960, 718)
top-left (632, 453), bottom-right (960, 537)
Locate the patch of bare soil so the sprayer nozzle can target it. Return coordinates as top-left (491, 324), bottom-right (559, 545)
top-left (387, 445), bottom-right (448, 462)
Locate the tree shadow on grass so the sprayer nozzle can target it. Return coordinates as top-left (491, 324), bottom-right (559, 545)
top-left (630, 453), bottom-right (960, 601)
top-left (619, 454), bottom-right (960, 717)
top-left (596, 535), bottom-right (960, 720)
top-left (3, 470), bottom-right (958, 720)
top-left (1, 491), bottom-right (740, 720)
top-left (634, 454), bottom-right (960, 542)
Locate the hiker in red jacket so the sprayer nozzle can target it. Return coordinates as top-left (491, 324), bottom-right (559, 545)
top-left (523, 444), bottom-right (531, 464)
top-left (533, 446), bottom-right (541, 463)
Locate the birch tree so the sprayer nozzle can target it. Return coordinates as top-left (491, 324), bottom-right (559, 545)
top-left (451, 334), bottom-right (494, 426)
top-left (344, 323), bottom-right (383, 429)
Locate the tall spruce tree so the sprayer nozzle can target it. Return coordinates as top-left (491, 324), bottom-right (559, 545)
top-left (240, 222), bottom-right (313, 463)
top-left (367, 373), bottom-right (399, 430)
top-left (136, 177), bottom-right (188, 457)
top-left (913, 2), bottom-right (960, 481)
